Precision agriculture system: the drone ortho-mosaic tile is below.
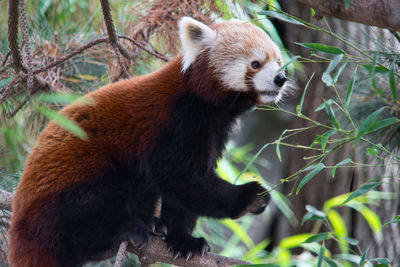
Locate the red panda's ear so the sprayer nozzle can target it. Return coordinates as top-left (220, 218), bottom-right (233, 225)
top-left (179, 17), bottom-right (216, 72)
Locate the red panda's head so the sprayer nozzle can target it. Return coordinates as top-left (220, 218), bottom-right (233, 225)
top-left (179, 17), bottom-right (287, 104)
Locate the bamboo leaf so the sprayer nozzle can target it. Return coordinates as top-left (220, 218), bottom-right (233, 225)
top-left (276, 55), bottom-right (299, 74)
top-left (297, 163), bottom-right (325, 194)
top-left (322, 54), bottom-right (344, 86)
top-left (331, 158), bottom-right (352, 178)
top-left (389, 63), bottom-right (397, 101)
top-left (303, 232), bottom-right (329, 243)
top-left (343, 237), bottom-right (359, 245)
top-left (354, 107), bottom-right (387, 144)
top-left (317, 245), bottom-right (325, 267)
top-left (297, 72), bottom-right (315, 115)
top-left (361, 64), bottom-right (389, 73)
top-left (345, 66), bottom-right (358, 108)
top-left (258, 10), bottom-right (304, 25)
top-left (276, 129), bottom-right (287, 162)
top-left (384, 215), bottom-right (400, 226)
top-left (347, 203), bottom-right (382, 234)
top-left (220, 219), bottom-right (254, 248)
top-left (301, 205), bottom-right (326, 225)
top-left (296, 42), bottom-right (345, 55)
top-left (331, 59), bottom-right (348, 85)
top-left (360, 247), bottom-right (369, 265)
top-left (38, 107), bottom-right (87, 139)
top-left (342, 181), bottom-right (382, 205)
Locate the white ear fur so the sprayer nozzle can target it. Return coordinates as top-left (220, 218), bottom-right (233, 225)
top-left (179, 17), bottom-right (216, 72)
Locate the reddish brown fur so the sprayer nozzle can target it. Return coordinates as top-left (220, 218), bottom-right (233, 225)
top-left (8, 56), bottom-right (185, 267)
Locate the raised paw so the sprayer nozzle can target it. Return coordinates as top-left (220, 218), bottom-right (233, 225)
top-left (235, 182), bottom-right (270, 218)
top-left (248, 191), bottom-right (270, 215)
top-left (148, 216), bottom-right (168, 237)
top-left (166, 235), bottom-right (210, 261)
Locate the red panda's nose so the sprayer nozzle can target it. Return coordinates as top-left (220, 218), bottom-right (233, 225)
top-left (274, 73), bottom-right (287, 87)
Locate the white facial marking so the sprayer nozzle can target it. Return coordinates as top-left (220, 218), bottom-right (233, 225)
top-left (252, 49), bottom-right (266, 62)
top-left (253, 61), bottom-right (286, 103)
top-left (253, 61), bottom-right (279, 92)
top-left (219, 58), bottom-right (248, 91)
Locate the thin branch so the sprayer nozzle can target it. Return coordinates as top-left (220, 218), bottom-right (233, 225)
top-left (294, 0), bottom-right (400, 32)
top-left (7, 0), bottom-right (23, 71)
top-left (0, 188), bottom-right (251, 267)
top-left (100, 0), bottom-right (130, 78)
top-left (118, 35), bottom-right (169, 62)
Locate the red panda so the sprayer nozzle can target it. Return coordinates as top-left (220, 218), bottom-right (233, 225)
top-left (8, 17), bottom-right (287, 266)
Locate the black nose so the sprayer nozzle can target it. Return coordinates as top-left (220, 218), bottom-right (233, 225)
top-left (274, 73), bottom-right (287, 87)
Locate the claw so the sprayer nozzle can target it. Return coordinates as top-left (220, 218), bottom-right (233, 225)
top-left (167, 246), bottom-right (173, 253)
top-left (160, 225), bottom-right (168, 236)
top-left (185, 252), bottom-right (193, 261)
top-left (201, 245), bottom-right (210, 256)
top-left (174, 252), bottom-right (182, 260)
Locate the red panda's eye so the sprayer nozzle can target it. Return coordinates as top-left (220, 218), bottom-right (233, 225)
top-left (251, 61), bottom-right (261, 69)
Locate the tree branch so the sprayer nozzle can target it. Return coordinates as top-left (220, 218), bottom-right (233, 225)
top-left (0, 188), bottom-right (251, 267)
top-left (294, 0), bottom-right (400, 32)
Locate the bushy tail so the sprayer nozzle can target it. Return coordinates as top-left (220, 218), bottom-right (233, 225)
top-left (8, 222), bottom-right (62, 267)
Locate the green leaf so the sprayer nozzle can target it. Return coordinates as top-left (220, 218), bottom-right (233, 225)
top-left (317, 245), bottom-right (325, 267)
top-left (276, 55), bottom-right (299, 74)
top-left (369, 117), bottom-right (400, 133)
top-left (276, 129), bottom-right (287, 162)
top-left (296, 42), bottom-right (346, 55)
top-left (312, 129), bottom-right (336, 153)
top-left (322, 100), bottom-right (340, 129)
top-left (235, 144), bottom-right (270, 183)
top-left (331, 59), bottom-right (349, 85)
top-left (355, 107), bottom-right (388, 144)
top-left (323, 256), bottom-right (338, 267)
top-left (347, 203), bottom-right (382, 234)
top-left (258, 10), bottom-right (305, 26)
top-left (389, 64), bottom-right (398, 102)
top-left (342, 181), bottom-right (382, 205)
top-left (310, 7), bottom-right (315, 17)
top-left (345, 66), bottom-right (358, 108)
top-left (220, 219), bottom-right (254, 248)
top-left (301, 205), bottom-right (326, 225)
top-left (331, 158), bottom-right (352, 178)
top-left (343, 236), bottom-right (359, 245)
top-left (327, 209), bottom-right (348, 238)
top-left (384, 215), bottom-right (400, 226)
top-left (303, 233), bottom-right (329, 243)
top-left (372, 258), bottom-right (390, 264)
top-left (36, 92), bottom-right (85, 104)
top-left (279, 233), bottom-right (312, 248)
top-left (297, 163), bottom-right (325, 194)
top-left (367, 146), bottom-right (379, 156)
top-left (360, 247), bottom-right (369, 265)
top-left (322, 54), bottom-right (344, 86)
top-left (297, 72), bottom-right (315, 115)
top-left (361, 64), bottom-right (389, 73)
top-left (38, 107), bottom-right (87, 139)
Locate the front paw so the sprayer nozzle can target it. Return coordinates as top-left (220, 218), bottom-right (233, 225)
top-left (236, 182), bottom-right (270, 218)
top-left (166, 234), bottom-right (210, 261)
